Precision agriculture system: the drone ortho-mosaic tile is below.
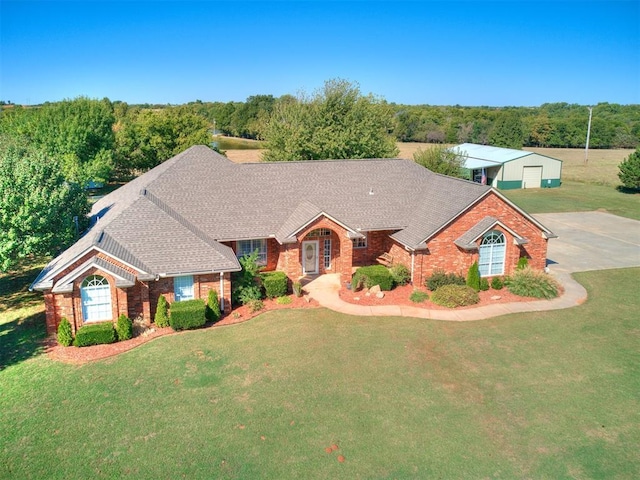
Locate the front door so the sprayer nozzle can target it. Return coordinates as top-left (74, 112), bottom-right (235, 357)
top-left (302, 240), bottom-right (319, 275)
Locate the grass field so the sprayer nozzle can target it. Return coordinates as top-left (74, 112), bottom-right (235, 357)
top-left (1, 264), bottom-right (639, 479)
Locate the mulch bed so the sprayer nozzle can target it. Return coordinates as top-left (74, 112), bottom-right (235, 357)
top-left (46, 294), bottom-right (319, 365)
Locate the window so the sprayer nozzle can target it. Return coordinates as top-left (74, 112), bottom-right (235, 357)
top-left (478, 230), bottom-right (506, 276)
top-left (323, 238), bottom-right (331, 269)
top-left (174, 275), bottom-right (194, 302)
top-left (352, 234), bottom-right (367, 249)
top-left (308, 228), bottom-right (331, 237)
top-left (236, 239), bottom-right (267, 265)
top-left (81, 275), bottom-right (112, 322)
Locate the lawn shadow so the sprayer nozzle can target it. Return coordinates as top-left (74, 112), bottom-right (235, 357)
top-left (0, 262), bottom-right (44, 312)
top-left (616, 185), bottom-right (640, 195)
top-left (0, 310), bottom-right (47, 371)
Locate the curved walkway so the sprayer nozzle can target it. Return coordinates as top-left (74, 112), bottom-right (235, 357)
top-left (304, 271), bottom-right (587, 321)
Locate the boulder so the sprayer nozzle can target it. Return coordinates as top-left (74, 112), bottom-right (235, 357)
top-left (376, 292), bottom-right (385, 299)
top-left (369, 285), bottom-right (381, 294)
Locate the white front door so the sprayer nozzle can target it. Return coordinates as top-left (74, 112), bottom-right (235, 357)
top-left (302, 240), bottom-right (319, 275)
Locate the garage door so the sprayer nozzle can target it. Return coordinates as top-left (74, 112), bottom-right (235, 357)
top-left (522, 166), bottom-right (542, 189)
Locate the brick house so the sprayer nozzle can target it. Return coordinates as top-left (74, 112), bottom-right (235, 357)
top-left (32, 145), bottom-right (555, 335)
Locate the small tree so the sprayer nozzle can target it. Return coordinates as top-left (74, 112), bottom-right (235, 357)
top-left (232, 250), bottom-right (264, 305)
top-left (413, 146), bottom-right (466, 178)
top-left (115, 314), bottom-right (133, 341)
top-left (206, 289), bottom-right (221, 322)
top-left (466, 261), bottom-right (481, 291)
top-left (57, 318), bottom-right (73, 347)
top-left (618, 147), bottom-right (640, 190)
top-left (154, 295), bottom-right (169, 327)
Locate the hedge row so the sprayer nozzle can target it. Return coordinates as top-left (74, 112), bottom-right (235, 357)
top-left (169, 299), bottom-right (206, 331)
top-left (74, 322), bottom-right (117, 347)
top-left (261, 271), bottom-right (288, 299)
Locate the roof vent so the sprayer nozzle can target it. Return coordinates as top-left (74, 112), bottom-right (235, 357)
top-left (369, 187), bottom-right (374, 195)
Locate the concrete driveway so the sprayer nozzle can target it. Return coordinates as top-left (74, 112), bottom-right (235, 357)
top-left (533, 212), bottom-right (640, 273)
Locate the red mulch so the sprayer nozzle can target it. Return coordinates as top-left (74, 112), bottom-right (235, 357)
top-left (338, 283), bottom-right (547, 310)
top-left (46, 294), bottom-right (319, 365)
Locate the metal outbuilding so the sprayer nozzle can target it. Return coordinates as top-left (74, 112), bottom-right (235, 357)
top-left (451, 143), bottom-right (563, 189)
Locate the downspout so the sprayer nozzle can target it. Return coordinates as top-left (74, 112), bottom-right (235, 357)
top-left (219, 272), bottom-right (225, 313)
top-left (410, 250), bottom-right (415, 285)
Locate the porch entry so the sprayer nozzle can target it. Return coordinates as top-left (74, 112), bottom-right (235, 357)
top-left (302, 240), bottom-right (319, 274)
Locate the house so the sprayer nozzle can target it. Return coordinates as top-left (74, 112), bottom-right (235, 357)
top-left (452, 143), bottom-right (563, 189)
top-left (32, 145), bottom-right (556, 335)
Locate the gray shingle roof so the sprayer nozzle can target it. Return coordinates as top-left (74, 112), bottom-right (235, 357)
top-left (32, 145), bottom-right (552, 291)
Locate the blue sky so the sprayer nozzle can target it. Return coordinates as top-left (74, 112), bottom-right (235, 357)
top-left (1, 1), bottom-right (638, 106)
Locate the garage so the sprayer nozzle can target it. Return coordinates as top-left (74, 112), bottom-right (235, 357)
top-left (522, 166), bottom-right (543, 188)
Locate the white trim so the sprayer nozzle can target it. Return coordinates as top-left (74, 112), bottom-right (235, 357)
top-left (54, 258), bottom-right (133, 290)
top-left (219, 272), bottom-right (225, 312)
top-left (302, 240), bottom-right (319, 275)
top-left (323, 238), bottom-right (332, 270)
top-left (287, 211), bottom-right (361, 241)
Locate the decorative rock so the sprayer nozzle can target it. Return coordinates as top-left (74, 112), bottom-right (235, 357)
top-left (365, 292), bottom-right (371, 297)
top-left (491, 295), bottom-right (502, 300)
top-left (375, 292), bottom-right (385, 299)
top-left (304, 294), bottom-right (312, 303)
top-left (369, 285), bottom-right (381, 294)
top-left (353, 297), bottom-right (360, 301)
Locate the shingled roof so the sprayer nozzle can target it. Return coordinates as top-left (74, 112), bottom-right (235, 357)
top-left (32, 145), bottom-right (551, 291)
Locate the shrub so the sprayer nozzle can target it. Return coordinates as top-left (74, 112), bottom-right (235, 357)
top-left (390, 263), bottom-right (411, 286)
top-left (155, 295), bottom-right (169, 327)
top-left (275, 295), bottom-right (292, 305)
top-left (491, 276), bottom-right (504, 290)
top-left (292, 282), bottom-right (303, 298)
top-left (115, 314), bottom-right (133, 341)
top-left (248, 299), bottom-right (264, 313)
top-left (57, 318), bottom-right (73, 347)
top-left (506, 267), bottom-right (559, 299)
top-left (239, 285), bottom-right (263, 305)
top-left (517, 257), bottom-right (529, 270)
top-left (479, 278), bottom-right (490, 291)
top-left (205, 289), bottom-right (221, 323)
top-left (618, 147), bottom-right (640, 190)
top-left (75, 322), bottom-right (117, 347)
top-left (425, 270), bottom-right (465, 291)
top-left (409, 290), bottom-right (429, 303)
top-left (352, 265), bottom-right (394, 292)
top-left (431, 285), bottom-right (479, 308)
top-left (466, 262), bottom-right (480, 291)
top-left (169, 299), bottom-right (206, 331)
top-left (262, 271), bottom-right (288, 299)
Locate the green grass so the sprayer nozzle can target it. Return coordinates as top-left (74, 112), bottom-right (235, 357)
top-left (1, 265), bottom-right (639, 478)
top-left (504, 180), bottom-right (640, 220)
top-left (216, 136), bottom-right (264, 150)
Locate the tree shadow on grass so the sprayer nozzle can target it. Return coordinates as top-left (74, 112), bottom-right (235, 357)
top-left (616, 185), bottom-right (640, 195)
top-left (0, 310), bottom-right (47, 371)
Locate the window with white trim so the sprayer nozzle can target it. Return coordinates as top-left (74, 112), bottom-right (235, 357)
top-left (174, 275), bottom-right (195, 302)
top-left (81, 275), bottom-right (112, 322)
top-left (352, 234), bottom-right (367, 249)
top-left (323, 238), bottom-right (331, 269)
top-left (478, 230), bottom-right (506, 276)
top-left (236, 239), bottom-right (267, 265)
top-left (308, 228), bottom-right (331, 237)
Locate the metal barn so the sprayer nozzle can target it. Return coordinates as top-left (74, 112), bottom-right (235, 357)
top-left (451, 143), bottom-right (563, 189)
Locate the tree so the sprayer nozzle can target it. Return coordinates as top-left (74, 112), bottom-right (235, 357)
top-left (114, 106), bottom-right (211, 176)
top-left (0, 136), bottom-right (90, 271)
top-left (488, 111), bottom-right (524, 149)
top-left (413, 145), bottom-right (466, 178)
top-left (260, 79), bottom-right (398, 161)
top-left (618, 147), bottom-right (640, 190)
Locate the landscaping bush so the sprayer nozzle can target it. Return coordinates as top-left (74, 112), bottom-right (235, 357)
top-left (425, 270), bottom-right (465, 291)
top-left (390, 263), bottom-right (411, 286)
top-left (292, 281), bottom-right (303, 298)
top-left (517, 257), bottom-right (529, 270)
top-left (239, 285), bottom-right (263, 305)
top-left (491, 276), bottom-right (504, 290)
top-left (431, 285), bottom-right (480, 308)
top-left (506, 267), bottom-right (559, 299)
top-left (232, 250), bottom-right (263, 305)
top-left (155, 295), bottom-right (169, 327)
top-left (352, 265), bottom-right (394, 292)
top-left (466, 261), bottom-right (480, 291)
top-left (248, 299), bottom-right (264, 313)
top-left (57, 318), bottom-right (73, 347)
top-left (74, 322), bottom-right (117, 347)
top-left (169, 299), bottom-right (206, 331)
top-left (205, 289), bottom-right (221, 323)
top-left (409, 290), bottom-right (429, 303)
top-left (275, 296), bottom-right (292, 305)
top-left (115, 314), bottom-right (133, 341)
top-left (262, 271), bottom-right (288, 299)
top-left (479, 277), bottom-right (490, 291)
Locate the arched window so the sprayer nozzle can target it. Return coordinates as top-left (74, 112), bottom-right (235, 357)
top-left (81, 275), bottom-right (112, 322)
top-left (478, 230), bottom-right (506, 276)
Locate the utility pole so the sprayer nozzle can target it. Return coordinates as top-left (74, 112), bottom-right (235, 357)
top-left (584, 106), bottom-right (593, 164)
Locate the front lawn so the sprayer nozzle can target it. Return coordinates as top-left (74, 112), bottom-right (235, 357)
top-left (1, 267), bottom-right (638, 478)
